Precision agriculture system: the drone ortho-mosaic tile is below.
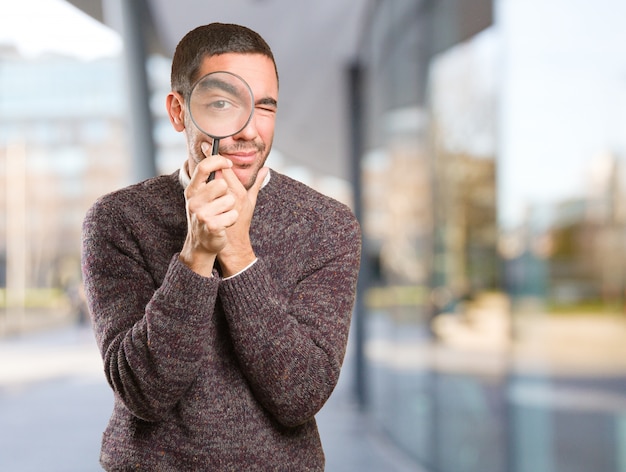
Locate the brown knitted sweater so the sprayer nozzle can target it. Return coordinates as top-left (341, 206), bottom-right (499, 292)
top-left (81, 170), bottom-right (361, 471)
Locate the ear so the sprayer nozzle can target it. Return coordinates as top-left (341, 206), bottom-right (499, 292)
top-left (166, 92), bottom-right (186, 132)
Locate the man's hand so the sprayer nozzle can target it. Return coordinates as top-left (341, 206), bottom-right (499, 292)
top-left (217, 165), bottom-right (269, 277)
top-left (179, 154), bottom-right (239, 277)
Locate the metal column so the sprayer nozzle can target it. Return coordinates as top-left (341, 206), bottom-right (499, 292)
top-left (348, 62), bottom-right (369, 410)
top-left (104, 0), bottom-right (157, 182)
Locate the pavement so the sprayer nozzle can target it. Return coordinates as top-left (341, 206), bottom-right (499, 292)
top-left (3, 304), bottom-right (626, 472)
top-left (0, 323), bottom-right (424, 472)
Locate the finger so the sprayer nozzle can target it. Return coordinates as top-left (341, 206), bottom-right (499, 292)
top-left (188, 184), bottom-right (235, 214)
top-left (186, 174), bottom-right (228, 203)
top-left (201, 141), bottom-right (211, 157)
top-left (202, 207), bottom-right (239, 232)
top-left (189, 193), bottom-right (237, 230)
top-left (248, 167), bottom-right (269, 206)
top-left (198, 155), bottom-right (233, 179)
top-left (221, 166), bottom-right (245, 193)
top-left (190, 155), bottom-right (233, 190)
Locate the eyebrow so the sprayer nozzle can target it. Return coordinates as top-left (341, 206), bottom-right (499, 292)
top-left (197, 77), bottom-right (239, 96)
top-left (257, 97), bottom-right (278, 109)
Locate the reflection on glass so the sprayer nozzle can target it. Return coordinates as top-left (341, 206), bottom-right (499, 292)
top-left (363, 1), bottom-right (626, 471)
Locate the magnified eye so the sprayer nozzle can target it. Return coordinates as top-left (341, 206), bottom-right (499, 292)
top-left (188, 71), bottom-right (254, 139)
top-left (209, 99), bottom-right (233, 111)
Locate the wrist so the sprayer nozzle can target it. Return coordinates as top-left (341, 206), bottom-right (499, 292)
top-left (179, 245), bottom-right (217, 278)
top-left (218, 249), bottom-right (256, 278)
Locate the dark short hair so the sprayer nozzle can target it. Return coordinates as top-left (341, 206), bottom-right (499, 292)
top-left (171, 23), bottom-right (278, 98)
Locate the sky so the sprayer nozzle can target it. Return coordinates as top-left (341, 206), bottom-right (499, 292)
top-left (497, 0), bottom-right (626, 229)
top-left (0, 0), bottom-right (121, 60)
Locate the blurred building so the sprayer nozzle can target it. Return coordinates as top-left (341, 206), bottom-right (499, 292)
top-left (0, 55), bottom-right (130, 295)
top-left (359, 1), bottom-right (626, 472)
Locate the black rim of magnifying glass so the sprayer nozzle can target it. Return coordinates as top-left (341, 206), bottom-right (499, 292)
top-left (186, 70), bottom-right (255, 147)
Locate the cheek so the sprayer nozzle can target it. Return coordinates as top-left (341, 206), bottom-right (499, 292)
top-left (186, 128), bottom-right (204, 148)
top-left (256, 116), bottom-right (276, 142)
top-left (185, 132), bottom-right (206, 164)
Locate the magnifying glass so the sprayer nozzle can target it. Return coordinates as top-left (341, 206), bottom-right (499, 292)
top-left (187, 71), bottom-right (254, 181)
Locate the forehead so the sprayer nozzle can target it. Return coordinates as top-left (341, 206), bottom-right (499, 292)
top-left (197, 53), bottom-right (278, 98)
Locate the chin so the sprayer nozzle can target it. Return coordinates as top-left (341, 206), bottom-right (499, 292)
top-left (233, 169), bottom-right (255, 189)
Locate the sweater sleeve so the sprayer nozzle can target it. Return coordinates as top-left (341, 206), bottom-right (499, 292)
top-left (81, 199), bottom-right (219, 422)
top-left (218, 214), bottom-right (362, 427)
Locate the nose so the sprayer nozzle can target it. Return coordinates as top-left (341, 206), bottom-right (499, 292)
top-left (233, 113), bottom-right (258, 141)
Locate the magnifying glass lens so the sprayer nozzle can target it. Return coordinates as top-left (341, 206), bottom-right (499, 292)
top-left (188, 72), bottom-right (254, 139)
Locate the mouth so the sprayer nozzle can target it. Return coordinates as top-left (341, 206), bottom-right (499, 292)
top-left (221, 149), bottom-right (258, 167)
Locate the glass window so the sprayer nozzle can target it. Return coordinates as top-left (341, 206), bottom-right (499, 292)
top-left (362, 1), bottom-right (626, 471)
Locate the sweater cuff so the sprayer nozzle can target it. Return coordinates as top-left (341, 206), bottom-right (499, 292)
top-left (218, 258), bottom-right (276, 322)
top-left (222, 258), bottom-right (258, 281)
top-left (156, 254), bottom-right (220, 321)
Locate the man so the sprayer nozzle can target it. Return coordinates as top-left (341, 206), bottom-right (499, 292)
top-left (81, 23), bottom-right (361, 470)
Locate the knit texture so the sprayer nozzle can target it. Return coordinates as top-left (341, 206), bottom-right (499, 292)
top-left (81, 170), bottom-right (361, 471)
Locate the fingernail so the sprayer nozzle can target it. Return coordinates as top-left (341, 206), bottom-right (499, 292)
top-left (201, 142), bottom-right (210, 153)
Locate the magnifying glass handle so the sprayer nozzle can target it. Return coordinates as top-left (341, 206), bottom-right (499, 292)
top-left (206, 138), bottom-right (220, 182)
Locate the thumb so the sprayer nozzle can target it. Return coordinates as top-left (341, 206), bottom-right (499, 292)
top-left (248, 167), bottom-right (269, 206)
